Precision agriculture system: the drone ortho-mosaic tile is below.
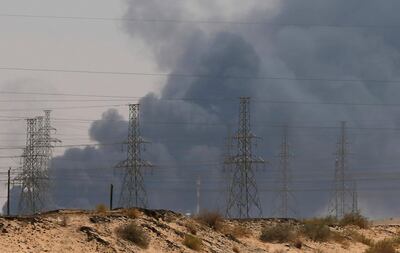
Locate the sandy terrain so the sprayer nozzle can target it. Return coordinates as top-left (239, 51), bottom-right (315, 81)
top-left (0, 209), bottom-right (398, 253)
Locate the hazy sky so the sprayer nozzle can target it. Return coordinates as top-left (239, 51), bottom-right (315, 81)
top-left (3, 0), bottom-right (400, 218)
top-left (0, 0), bottom-right (275, 212)
top-left (0, 0), bottom-right (158, 207)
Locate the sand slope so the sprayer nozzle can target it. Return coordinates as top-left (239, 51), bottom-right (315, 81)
top-left (0, 209), bottom-right (398, 253)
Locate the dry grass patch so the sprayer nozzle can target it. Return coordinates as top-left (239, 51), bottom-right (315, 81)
top-left (340, 212), bottom-right (369, 229)
top-left (364, 239), bottom-right (397, 253)
top-left (183, 234), bottom-right (203, 251)
top-left (293, 238), bottom-right (303, 249)
top-left (186, 221), bottom-right (198, 235)
top-left (125, 208), bottom-right (142, 219)
top-left (196, 210), bottom-right (224, 231)
top-left (229, 224), bottom-right (252, 238)
top-left (95, 204), bottom-right (108, 214)
top-left (116, 222), bottom-right (150, 249)
top-left (59, 215), bottom-right (70, 227)
top-left (232, 246), bottom-right (240, 253)
top-left (303, 216), bottom-right (337, 227)
top-left (301, 221), bottom-right (331, 242)
top-left (344, 229), bottom-right (373, 246)
top-left (260, 223), bottom-right (296, 243)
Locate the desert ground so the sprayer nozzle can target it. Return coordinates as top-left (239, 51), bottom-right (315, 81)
top-left (0, 209), bottom-right (399, 253)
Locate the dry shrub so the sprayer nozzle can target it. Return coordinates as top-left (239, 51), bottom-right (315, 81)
top-left (302, 221), bottom-right (331, 242)
top-left (303, 216), bottom-right (337, 227)
top-left (183, 234), bottom-right (203, 251)
top-left (196, 210), bottom-right (224, 231)
top-left (232, 246), bottom-right (240, 253)
top-left (117, 222), bottom-right (149, 249)
top-left (344, 229), bottom-right (373, 246)
top-left (260, 223), bottom-right (296, 243)
top-left (125, 208), bottom-right (141, 219)
top-left (95, 204), bottom-right (108, 214)
top-left (60, 216), bottom-right (70, 227)
top-left (230, 225), bottom-right (252, 238)
top-left (294, 238), bottom-right (303, 249)
top-left (364, 239), bottom-right (397, 253)
top-left (340, 212), bottom-right (369, 229)
top-left (186, 221), bottom-right (198, 235)
top-left (389, 236), bottom-right (400, 246)
top-left (330, 231), bottom-right (347, 244)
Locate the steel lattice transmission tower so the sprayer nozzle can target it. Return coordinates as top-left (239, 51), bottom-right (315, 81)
top-left (275, 126), bottom-right (296, 218)
top-left (225, 97), bottom-right (265, 218)
top-left (17, 112), bottom-right (58, 215)
top-left (117, 104), bottom-right (152, 208)
top-left (42, 110), bottom-right (57, 172)
top-left (331, 121), bottom-right (358, 219)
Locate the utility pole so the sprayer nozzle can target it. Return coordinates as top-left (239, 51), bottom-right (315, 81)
top-left (225, 97), bottom-right (265, 218)
top-left (331, 121), bottom-right (356, 219)
top-left (117, 104), bottom-right (152, 208)
top-left (352, 180), bottom-right (358, 214)
top-left (7, 167), bottom-right (10, 216)
top-left (110, 184), bottom-right (114, 211)
top-left (196, 177), bottom-right (201, 215)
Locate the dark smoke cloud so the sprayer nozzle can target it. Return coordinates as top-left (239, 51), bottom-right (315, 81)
top-left (6, 0), bottom-right (400, 218)
top-left (121, 0), bottom-right (400, 218)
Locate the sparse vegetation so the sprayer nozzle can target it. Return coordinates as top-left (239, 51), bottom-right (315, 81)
top-left (232, 246), bottom-right (240, 253)
top-left (229, 224), bottom-right (252, 238)
top-left (186, 221), bottom-right (198, 235)
top-left (364, 239), bottom-right (397, 253)
top-left (303, 216), bottom-right (337, 227)
top-left (196, 210), bottom-right (224, 231)
top-left (330, 231), bottom-right (346, 244)
top-left (59, 216), bottom-right (70, 227)
top-left (117, 222), bottom-right (149, 249)
top-left (294, 238), bottom-right (303, 249)
top-left (344, 229), bottom-right (373, 246)
top-left (260, 223), bottom-right (296, 243)
top-left (301, 220), bottom-right (331, 242)
top-left (340, 212), bottom-right (369, 229)
top-left (125, 208), bottom-right (141, 219)
top-left (95, 204), bottom-right (108, 214)
top-left (183, 234), bottom-right (203, 251)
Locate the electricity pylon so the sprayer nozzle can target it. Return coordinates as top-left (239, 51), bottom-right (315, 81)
top-left (274, 126), bottom-right (296, 218)
top-left (330, 121), bottom-right (358, 219)
top-left (117, 104), bottom-right (152, 208)
top-left (225, 97), bottom-right (265, 218)
top-left (17, 112), bottom-right (58, 215)
top-left (42, 110), bottom-right (57, 172)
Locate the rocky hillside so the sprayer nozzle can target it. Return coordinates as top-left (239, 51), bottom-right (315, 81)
top-left (0, 209), bottom-right (399, 253)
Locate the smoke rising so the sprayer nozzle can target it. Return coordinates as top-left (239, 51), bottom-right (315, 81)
top-left (6, 0), bottom-right (400, 218)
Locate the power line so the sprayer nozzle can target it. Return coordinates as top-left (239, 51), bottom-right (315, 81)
top-left (1, 13), bottom-right (400, 29)
top-left (0, 91), bottom-right (140, 99)
top-left (3, 90), bottom-right (400, 108)
top-left (3, 66), bottom-right (400, 85)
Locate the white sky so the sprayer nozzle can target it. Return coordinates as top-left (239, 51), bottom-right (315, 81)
top-left (0, 0), bottom-right (163, 206)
